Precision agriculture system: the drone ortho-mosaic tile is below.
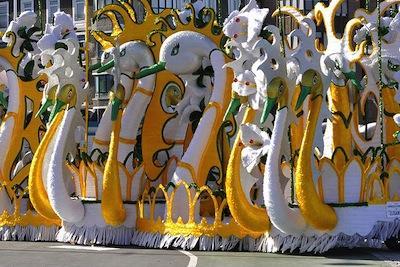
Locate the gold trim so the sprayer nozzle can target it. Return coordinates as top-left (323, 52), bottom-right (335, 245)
top-left (133, 87), bottom-right (153, 97)
top-left (119, 137), bottom-right (137, 145)
top-left (93, 138), bottom-right (110, 146)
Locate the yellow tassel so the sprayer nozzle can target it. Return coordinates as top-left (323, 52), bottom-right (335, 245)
top-left (28, 111), bottom-right (64, 222)
top-left (225, 108), bottom-right (270, 233)
top-left (101, 110), bottom-right (126, 226)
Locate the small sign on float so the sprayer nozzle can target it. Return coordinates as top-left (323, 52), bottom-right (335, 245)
top-left (386, 202), bottom-right (400, 218)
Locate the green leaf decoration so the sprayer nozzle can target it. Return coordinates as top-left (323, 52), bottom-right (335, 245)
top-left (223, 97), bottom-right (241, 120)
top-left (55, 42), bottom-right (68, 50)
top-left (148, 186), bottom-right (156, 195)
top-left (80, 151), bottom-right (93, 165)
top-left (17, 26), bottom-right (28, 39)
top-left (212, 189), bottom-right (226, 199)
top-left (20, 39), bottom-right (34, 53)
top-left (260, 29), bottom-right (272, 40)
top-left (188, 183), bottom-right (200, 191)
top-left (380, 171), bottom-right (389, 180)
top-left (166, 182), bottom-right (176, 191)
top-left (343, 71), bottom-right (363, 91)
top-left (388, 60), bottom-right (400, 72)
top-left (393, 131), bottom-right (400, 139)
top-left (26, 27), bottom-right (40, 37)
top-left (366, 34), bottom-right (372, 46)
top-left (23, 60), bottom-right (35, 80)
top-left (378, 26), bottom-right (389, 37)
top-left (193, 65), bottom-right (214, 88)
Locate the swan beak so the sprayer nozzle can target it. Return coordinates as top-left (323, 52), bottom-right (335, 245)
top-left (49, 99), bottom-right (66, 123)
top-left (134, 61), bottom-right (166, 79)
top-left (36, 98), bottom-right (52, 118)
top-left (260, 97), bottom-right (277, 124)
top-left (89, 62), bottom-right (102, 71)
top-left (111, 97), bottom-right (122, 121)
top-left (343, 71), bottom-right (362, 92)
top-left (223, 97), bottom-right (241, 121)
top-left (295, 85), bottom-right (311, 111)
top-left (97, 59), bottom-right (115, 73)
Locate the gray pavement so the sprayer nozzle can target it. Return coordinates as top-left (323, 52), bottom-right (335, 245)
top-left (0, 241), bottom-right (397, 267)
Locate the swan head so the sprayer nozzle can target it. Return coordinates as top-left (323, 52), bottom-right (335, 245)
top-left (49, 84), bottom-right (76, 122)
top-left (260, 77), bottom-right (287, 124)
top-left (96, 45), bottom-right (134, 73)
top-left (36, 84), bottom-right (57, 118)
top-left (135, 31), bottom-right (213, 79)
top-left (223, 14), bottom-right (248, 44)
top-left (95, 49), bottom-right (115, 73)
top-left (159, 32), bottom-right (206, 75)
top-left (295, 69), bottom-right (322, 110)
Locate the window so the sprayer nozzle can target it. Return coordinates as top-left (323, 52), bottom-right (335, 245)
top-left (203, 0), bottom-right (217, 11)
top-left (95, 74), bottom-right (113, 98)
top-left (151, 0), bottom-right (178, 14)
top-left (335, 0), bottom-right (348, 16)
top-left (47, 0), bottom-right (59, 23)
top-left (20, 0), bottom-right (33, 12)
top-left (74, 0), bottom-right (85, 21)
top-left (0, 2), bottom-right (9, 29)
top-left (97, 0), bottom-right (114, 9)
top-left (228, 0), bottom-right (241, 13)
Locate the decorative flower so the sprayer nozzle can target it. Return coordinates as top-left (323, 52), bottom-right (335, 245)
top-left (354, 13), bottom-right (400, 45)
top-left (37, 12), bottom-right (78, 52)
top-left (178, 0), bottom-right (205, 24)
top-left (233, 70), bottom-right (265, 110)
top-left (223, 12), bottom-right (248, 44)
top-left (240, 123), bottom-right (270, 174)
top-left (222, 0), bottom-right (269, 45)
top-left (2, 11), bottom-right (37, 45)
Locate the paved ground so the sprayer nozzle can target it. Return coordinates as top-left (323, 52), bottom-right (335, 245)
top-left (0, 242), bottom-right (398, 267)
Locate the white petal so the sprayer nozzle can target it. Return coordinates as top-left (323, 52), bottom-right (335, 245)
top-left (240, 123), bottom-right (265, 145)
top-left (394, 114), bottom-right (400, 127)
top-left (248, 92), bottom-right (265, 110)
top-left (241, 146), bottom-right (263, 173)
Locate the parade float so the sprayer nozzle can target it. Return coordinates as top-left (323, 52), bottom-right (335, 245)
top-left (0, 0), bottom-right (398, 254)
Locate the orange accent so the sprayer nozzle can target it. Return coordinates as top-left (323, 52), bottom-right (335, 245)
top-left (176, 161), bottom-right (196, 181)
top-left (119, 137), bottom-right (137, 145)
top-left (133, 87), bottom-right (153, 97)
top-left (3, 112), bottom-right (17, 121)
top-left (93, 138), bottom-right (110, 146)
top-left (165, 139), bottom-right (185, 145)
top-left (204, 101), bottom-right (222, 114)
